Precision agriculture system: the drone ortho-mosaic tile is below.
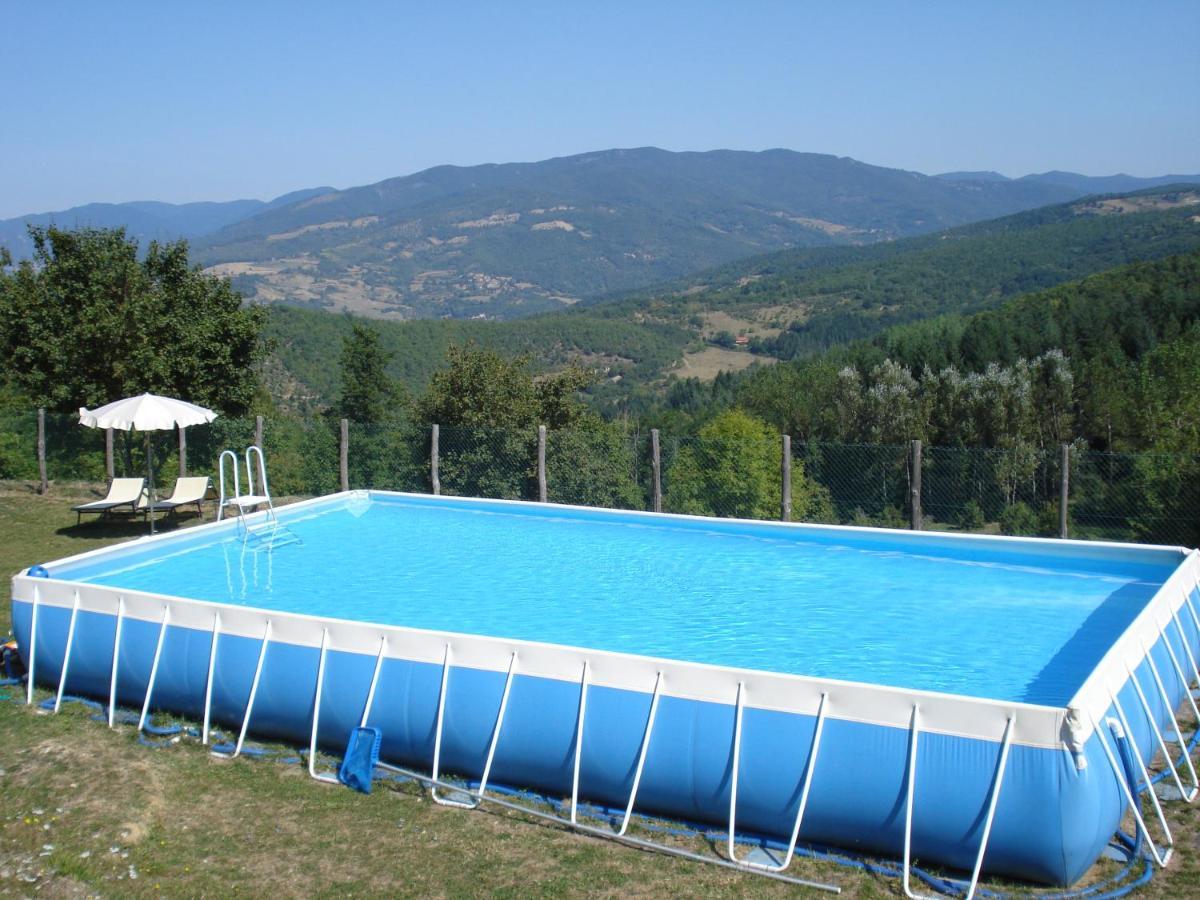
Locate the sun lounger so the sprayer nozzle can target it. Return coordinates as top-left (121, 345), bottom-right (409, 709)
top-left (148, 476), bottom-right (212, 518)
top-left (72, 478), bottom-right (146, 524)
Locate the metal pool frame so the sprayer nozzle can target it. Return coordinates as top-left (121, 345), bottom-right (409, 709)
top-left (10, 490), bottom-right (1200, 894)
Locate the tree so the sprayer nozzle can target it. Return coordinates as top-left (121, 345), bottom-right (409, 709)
top-left (335, 323), bottom-right (404, 423)
top-left (665, 409), bottom-right (832, 520)
top-left (0, 226), bottom-right (264, 414)
top-left (415, 344), bottom-right (593, 430)
top-left (414, 345), bottom-right (599, 499)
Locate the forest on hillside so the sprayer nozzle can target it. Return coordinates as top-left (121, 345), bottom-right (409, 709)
top-left (4, 225), bottom-right (1200, 545)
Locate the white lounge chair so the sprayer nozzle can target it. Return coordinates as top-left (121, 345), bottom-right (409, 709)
top-left (72, 477), bottom-right (147, 524)
top-left (148, 476), bottom-right (212, 519)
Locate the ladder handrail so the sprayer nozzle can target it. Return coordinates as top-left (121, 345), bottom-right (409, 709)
top-left (217, 449), bottom-right (240, 522)
top-left (246, 445), bottom-right (272, 508)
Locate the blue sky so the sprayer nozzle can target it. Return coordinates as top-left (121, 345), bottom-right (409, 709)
top-left (2, 1), bottom-right (1197, 217)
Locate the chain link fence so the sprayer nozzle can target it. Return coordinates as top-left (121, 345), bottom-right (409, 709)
top-left (3, 410), bottom-right (1198, 547)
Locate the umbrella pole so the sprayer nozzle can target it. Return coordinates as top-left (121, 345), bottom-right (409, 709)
top-left (146, 433), bottom-right (156, 535)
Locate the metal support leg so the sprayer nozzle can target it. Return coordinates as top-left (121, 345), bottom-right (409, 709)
top-left (617, 671), bottom-right (664, 837)
top-left (729, 688), bottom-right (829, 873)
top-left (1182, 588), bottom-right (1200, 648)
top-left (1110, 690), bottom-right (1175, 854)
top-left (430, 644), bottom-right (473, 808)
top-left (1089, 709), bottom-right (1173, 867)
top-left (1156, 620), bottom-right (1200, 742)
top-left (963, 717), bottom-right (1015, 900)
top-left (726, 681), bottom-right (746, 864)
top-left (430, 648), bottom-right (519, 809)
top-left (202, 613), bottom-right (221, 745)
top-left (477, 652), bottom-right (518, 802)
top-left (1172, 605), bottom-right (1200, 688)
top-left (902, 705), bottom-right (939, 900)
top-left (26, 585), bottom-right (40, 705)
top-left (308, 629), bottom-right (339, 784)
top-left (570, 661), bottom-right (590, 825)
top-left (137, 606), bottom-right (172, 732)
top-left (372, 759), bottom-right (840, 894)
top-left (52, 591), bottom-right (81, 713)
top-left (1133, 646), bottom-right (1199, 801)
top-left (108, 597), bottom-right (125, 727)
top-left (360, 635), bottom-right (387, 728)
top-left (212, 619), bottom-right (272, 759)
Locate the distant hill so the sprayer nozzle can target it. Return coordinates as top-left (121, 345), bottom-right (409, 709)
top-left (1018, 171), bottom-right (1200, 194)
top-left (0, 187), bottom-right (336, 260)
top-left (191, 148), bottom-right (1101, 319)
top-left (262, 185), bottom-right (1200, 412)
top-left (936, 169), bottom-right (1200, 194)
top-left (584, 185), bottom-right (1200, 362)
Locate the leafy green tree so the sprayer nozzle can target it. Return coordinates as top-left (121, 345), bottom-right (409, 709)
top-left (414, 345), bottom-right (598, 499)
top-left (336, 323), bottom-right (405, 423)
top-left (0, 226), bottom-right (264, 413)
top-left (415, 345), bottom-right (593, 430)
top-left (665, 409), bottom-right (832, 520)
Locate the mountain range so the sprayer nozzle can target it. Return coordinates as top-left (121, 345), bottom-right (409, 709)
top-left (0, 187), bottom-right (335, 262)
top-left (4, 148), bottom-right (1198, 322)
top-left (261, 185), bottom-right (1200, 411)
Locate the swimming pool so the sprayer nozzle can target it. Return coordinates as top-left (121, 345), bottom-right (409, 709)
top-left (10, 491), bottom-right (1200, 887)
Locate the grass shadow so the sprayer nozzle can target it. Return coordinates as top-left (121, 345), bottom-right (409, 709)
top-left (55, 512), bottom-right (206, 541)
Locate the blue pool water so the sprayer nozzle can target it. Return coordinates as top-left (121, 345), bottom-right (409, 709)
top-left (55, 495), bottom-right (1179, 706)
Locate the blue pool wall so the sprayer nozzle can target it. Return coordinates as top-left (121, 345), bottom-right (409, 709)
top-left (12, 593), bottom-right (1200, 886)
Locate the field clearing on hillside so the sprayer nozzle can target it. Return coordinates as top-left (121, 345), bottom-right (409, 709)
top-left (678, 345), bottom-right (773, 380)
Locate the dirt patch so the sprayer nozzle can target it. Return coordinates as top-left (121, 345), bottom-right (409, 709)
top-left (678, 346), bottom-right (774, 381)
top-left (1074, 191), bottom-right (1200, 216)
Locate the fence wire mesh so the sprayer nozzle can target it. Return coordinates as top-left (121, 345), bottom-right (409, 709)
top-left (795, 441), bottom-right (910, 527)
top-left (922, 444), bottom-right (1061, 537)
top-left (4, 411), bottom-right (1199, 547)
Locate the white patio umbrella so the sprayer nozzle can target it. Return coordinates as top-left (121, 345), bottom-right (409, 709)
top-left (78, 393), bottom-right (217, 534)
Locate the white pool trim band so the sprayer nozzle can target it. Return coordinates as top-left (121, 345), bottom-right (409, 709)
top-left (11, 489), bottom-right (1197, 754)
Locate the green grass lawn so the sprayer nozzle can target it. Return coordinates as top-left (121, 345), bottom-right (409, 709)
top-left (1, 481), bottom-right (1198, 897)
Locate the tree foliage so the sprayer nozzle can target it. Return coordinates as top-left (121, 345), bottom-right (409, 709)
top-left (0, 226), bottom-right (264, 414)
top-left (665, 409), bottom-right (831, 520)
top-left (335, 323), bottom-right (405, 423)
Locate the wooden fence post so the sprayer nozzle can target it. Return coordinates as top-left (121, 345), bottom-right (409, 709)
top-left (651, 429), bottom-right (662, 513)
top-left (178, 427), bottom-right (187, 477)
top-left (1059, 443), bottom-right (1070, 539)
top-left (255, 415), bottom-right (264, 449)
top-left (340, 418), bottom-right (349, 492)
top-left (910, 439), bottom-right (923, 530)
top-left (537, 425), bottom-right (547, 503)
top-left (36, 407), bottom-right (47, 494)
top-left (781, 434), bottom-right (792, 522)
top-left (430, 424), bottom-right (441, 495)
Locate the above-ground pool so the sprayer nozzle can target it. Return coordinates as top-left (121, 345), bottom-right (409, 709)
top-left (11, 492), bottom-right (1200, 887)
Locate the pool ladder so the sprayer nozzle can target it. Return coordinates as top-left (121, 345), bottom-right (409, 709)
top-left (217, 445), bottom-right (300, 550)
